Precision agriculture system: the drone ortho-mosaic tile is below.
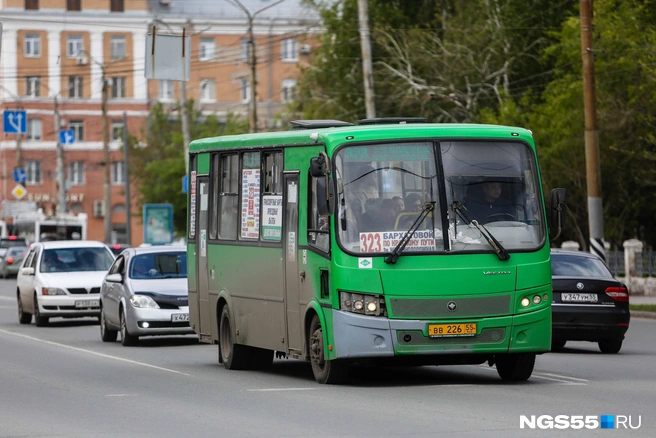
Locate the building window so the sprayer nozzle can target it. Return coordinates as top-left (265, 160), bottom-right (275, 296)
top-left (281, 79), bottom-right (297, 103)
top-left (69, 76), bottom-right (83, 98)
top-left (200, 79), bottom-right (215, 102)
top-left (25, 0), bottom-right (39, 10)
top-left (110, 0), bottom-right (124, 12)
top-left (158, 80), bottom-right (174, 100)
top-left (67, 0), bottom-right (81, 12)
top-left (26, 119), bottom-right (42, 140)
top-left (27, 160), bottom-right (41, 184)
top-left (25, 76), bottom-right (41, 98)
top-left (241, 78), bottom-right (250, 103)
top-left (112, 161), bottom-right (124, 184)
top-left (110, 36), bottom-right (126, 59)
top-left (199, 37), bottom-right (215, 61)
top-left (69, 120), bottom-right (84, 141)
top-left (111, 121), bottom-right (124, 141)
top-left (110, 77), bottom-right (126, 99)
top-left (67, 161), bottom-right (84, 185)
top-left (240, 38), bottom-right (249, 61)
top-left (281, 38), bottom-right (297, 62)
top-left (24, 33), bottom-right (41, 57)
top-left (67, 35), bottom-right (83, 57)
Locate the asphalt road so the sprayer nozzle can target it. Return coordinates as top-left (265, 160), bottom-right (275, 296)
top-left (1, 278), bottom-right (654, 438)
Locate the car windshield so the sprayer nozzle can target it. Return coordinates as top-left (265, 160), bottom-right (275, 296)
top-left (551, 254), bottom-right (614, 278)
top-left (40, 247), bottom-right (114, 273)
top-left (130, 252), bottom-right (187, 280)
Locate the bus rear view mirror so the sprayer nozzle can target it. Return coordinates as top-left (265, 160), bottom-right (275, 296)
top-left (316, 177), bottom-right (335, 216)
top-left (310, 152), bottom-right (330, 177)
top-left (550, 188), bottom-right (567, 241)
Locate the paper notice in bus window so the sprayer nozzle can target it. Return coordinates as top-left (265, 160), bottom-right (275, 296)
top-left (241, 169), bottom-right (261, 239)
top-left (262, 195), bottom-right (283, 241)
top-left (287, 232), bottom-right (296, 261)
top-left (288, 182), bottom-right (298, 203)
top-left (359, 230), bottom-right (436, 253)
top-left (200, 230), bottom-right (207, 257)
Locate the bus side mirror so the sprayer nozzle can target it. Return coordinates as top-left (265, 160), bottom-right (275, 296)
top-left (550, 188), bottom-right (567, 241)
top-left (310, 152), bottom-right (330, 177)
top-left (316, 177), bottom-right (335, 216)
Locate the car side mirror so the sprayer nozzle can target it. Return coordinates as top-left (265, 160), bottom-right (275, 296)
top-left (21, 267), bottom-right (35, 276)
top-left (550, 188), bottom-right (567, 241)
top-left (105, 273), bottom-right (123, 283)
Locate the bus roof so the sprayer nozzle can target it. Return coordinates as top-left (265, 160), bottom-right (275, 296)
top-left (189, 122), bottom-right (535, 155)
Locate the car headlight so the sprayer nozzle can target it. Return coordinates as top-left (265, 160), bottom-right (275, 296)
top-left (129, 295), bottom-right (160, 308)
top-left (340, 291), bottom-right (386, 316)
top-left (42, 287), bottom-right (66, 295)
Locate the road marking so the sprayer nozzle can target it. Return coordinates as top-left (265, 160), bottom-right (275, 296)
top-left (0, 296), bottom-right (15, 302)
top-left (0, 328), bottom-right (191, 376)
top-left (246, 387), bottom-right (317, 392)
top-left (535, 371), bottom-right (589, 382)
top-left (0, 306), bottom-right (15, 309)
top-left (106, 394), bottom-right (139, 397)
top-left (477, 365), bottom-right (587, 385)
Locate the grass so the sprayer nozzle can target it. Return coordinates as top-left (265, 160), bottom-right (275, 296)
top-left (630, 304), bottom-right (656, 312)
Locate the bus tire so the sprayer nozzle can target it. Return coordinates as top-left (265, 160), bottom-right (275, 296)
top-left (219, 306), bottom-right (253, 370)
top-left (495, 353), bottom-right (535, 381)
top-left (309, 315), bottom-right (347, 384)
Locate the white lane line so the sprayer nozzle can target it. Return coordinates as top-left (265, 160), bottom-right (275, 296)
top-left (0, 305), bottom-right (16, 309)
top-left (476, 365), bottom-right (586, 384)
top-left (0, 328), bottom-right (191, 376)
top-left (106, 394), bottom-right (139, 397)
top-left (535, 372), bottom-right (589, 382)
top-left (530, 374), bottom-right (586, 385)
top-left (247, 388), bottom-right (317, 392)
top-left (0, 296), bottom-right (15, 302)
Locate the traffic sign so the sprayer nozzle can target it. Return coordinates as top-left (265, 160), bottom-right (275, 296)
top-left (11, 184), bottom-right (27, 200)
top-left (59, 129), bottom-right (75, 145)
top-left (13, 167), bottom-right (27, 183)
top-left (143, 204), bottom-right (174, 245)
top-left (182, 175), bottom-right (188, 194)
top-left (3, 110), bottom-right (27, 134)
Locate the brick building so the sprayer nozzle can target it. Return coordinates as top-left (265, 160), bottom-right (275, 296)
top-left (0, 0), bottom-right (319, 245)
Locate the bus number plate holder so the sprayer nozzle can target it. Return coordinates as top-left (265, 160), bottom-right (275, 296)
top-left (428, 323), bottom-right (477, 337)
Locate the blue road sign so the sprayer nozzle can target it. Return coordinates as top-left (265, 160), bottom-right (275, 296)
top-left (3, 110), bottom-right (27, 134)
top-left (182, 175), bottom-right (188, 194)
top-left (13, 168), bottom-right (27, 183)
top-left (59, 129), bottom-right (75, 145)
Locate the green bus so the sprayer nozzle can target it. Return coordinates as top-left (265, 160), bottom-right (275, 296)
top-left (187, 118), bottom-right (566, 384)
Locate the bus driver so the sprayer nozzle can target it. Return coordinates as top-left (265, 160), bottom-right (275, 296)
top-left (463, 180), bottom-right (515, 224)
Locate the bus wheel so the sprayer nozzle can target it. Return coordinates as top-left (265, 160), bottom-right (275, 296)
top-left (219, 306), bottom-right (252, 370)
top-left (309, 315), bottom-right (347, 384)
top-left (496, 353), bottom-right (535, 381)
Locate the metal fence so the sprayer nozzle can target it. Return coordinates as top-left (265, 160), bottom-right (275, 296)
top-left (606, 249), bottom-right (656, 277)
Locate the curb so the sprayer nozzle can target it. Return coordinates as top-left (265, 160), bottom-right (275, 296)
top-left (631, 311), bottom-right (656, 320)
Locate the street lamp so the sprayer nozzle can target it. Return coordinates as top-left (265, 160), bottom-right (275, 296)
top-left (225, 0), bottom-right (286, 133)
top-left (0, 85), bottom-right (24, 168)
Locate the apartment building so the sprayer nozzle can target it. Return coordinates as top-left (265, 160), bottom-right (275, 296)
top-left (0, 0), bottom-right (319, 245)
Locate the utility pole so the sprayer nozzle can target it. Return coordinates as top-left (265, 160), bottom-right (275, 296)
top-left (54, 96), bottom-right (66, 214)
top-left (580, 0), bottom-right (605, 260)
top-left (101, 68), bottom-right (112, 243)
top-left (358, 0), bottom-right (376, 119)
top-left (123, 111), bottom-right (131, 246)
top-left (180, 68), bottom-right (191, 174)
top-left (226, 0), bottom-right (286, 133)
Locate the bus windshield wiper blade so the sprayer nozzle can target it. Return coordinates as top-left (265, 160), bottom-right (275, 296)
top-left (469, 220), bottom-right (510, 261)
top-left (385, 202), bottom-right (435, 265)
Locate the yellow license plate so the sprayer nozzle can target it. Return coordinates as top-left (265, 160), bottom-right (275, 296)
top-left (427, 323), bottom-right (477, 337)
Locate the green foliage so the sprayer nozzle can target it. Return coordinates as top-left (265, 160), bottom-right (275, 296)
top-left (129, 103), bottom-right (248, 235)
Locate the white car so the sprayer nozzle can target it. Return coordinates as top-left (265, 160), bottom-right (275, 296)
top-left (99, 246), bottom-right (194, 346)
top-left (16, 241), bottom-right (115, 326)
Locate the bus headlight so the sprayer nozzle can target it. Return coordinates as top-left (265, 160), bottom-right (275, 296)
top-left (340, 292), bottom-right (386, 316)
top-left (521, 297), bottom-right (530, 307)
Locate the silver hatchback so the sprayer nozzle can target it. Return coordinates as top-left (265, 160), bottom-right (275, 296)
top-left (99, 247), bottom-right (195, 346)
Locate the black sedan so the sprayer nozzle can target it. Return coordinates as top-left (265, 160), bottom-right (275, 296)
top-left (551, 249), bottom-right (630, 354)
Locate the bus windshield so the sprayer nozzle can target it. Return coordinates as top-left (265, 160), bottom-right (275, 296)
top-left (334, 140), bottom-right (544, 255)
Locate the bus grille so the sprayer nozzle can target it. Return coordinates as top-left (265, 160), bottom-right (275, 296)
top-left (389, 295), bottom-right (511, 318)
top-left (396, 328), bottom-right (506, 345)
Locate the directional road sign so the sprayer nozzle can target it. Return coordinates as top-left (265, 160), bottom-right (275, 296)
top-left (59, 129), bottom-right (75, 145)
top-left (11, 184), bottom-right (27, 200)
top-left (3, 110), bottom-right (27, 134)
top-left (182, 175), bottom-right (188, 194)
top-left (13, 167), bottom-right (27, 183)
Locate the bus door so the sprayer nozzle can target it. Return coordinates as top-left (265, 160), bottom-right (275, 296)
top-left (195, 176), bottom-right (212, 338)
top-left (283, 172), bottom-right (303, 352)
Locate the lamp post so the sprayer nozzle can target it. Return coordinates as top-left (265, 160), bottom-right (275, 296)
top-left (0, 85), bottom-right (24, 169)
top-left (225, 0), bottom-right (286, 133)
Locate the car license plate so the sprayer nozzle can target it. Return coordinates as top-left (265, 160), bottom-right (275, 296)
top-left (75, 300), bottom-right (99, 308)
top-left (561, 293), bottom-right (598, 303)
top-left (171, 313), bottom-right (189, 322)
top-left (428, 323), bottom-right (477, 337)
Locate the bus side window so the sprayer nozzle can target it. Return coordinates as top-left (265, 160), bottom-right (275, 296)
top-left (308, 176), bottom-right (330, 253)
top-left (218, 154), bottom-right (239, 240)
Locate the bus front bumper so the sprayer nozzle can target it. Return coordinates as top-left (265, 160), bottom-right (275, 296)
top-left (330, 306), bottom-right (551, 360)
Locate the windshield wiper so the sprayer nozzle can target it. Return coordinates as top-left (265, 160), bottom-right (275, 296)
top-left (385, 202), bottom-right (435, 265)
top-left (451, 202), bottom-right (510, 261)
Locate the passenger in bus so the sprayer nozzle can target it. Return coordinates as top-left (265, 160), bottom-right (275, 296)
top-left (392, 196), bottom-right (404, 213)
top-left (346, 165), bottom-right (379, 219)
top-left (404, 193), bottom-right (423, 211)
top-left (463, 180), bottom-right (515, 224)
